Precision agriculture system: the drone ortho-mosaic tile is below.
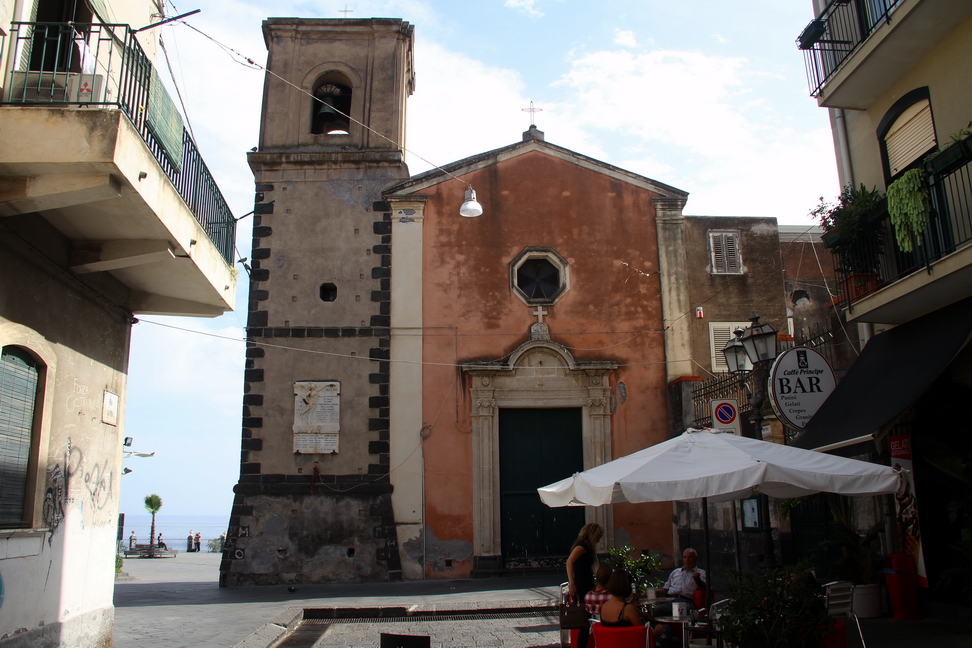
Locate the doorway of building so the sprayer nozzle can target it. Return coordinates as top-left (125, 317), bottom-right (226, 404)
top-left (499, 408), bottom-right (585, 568)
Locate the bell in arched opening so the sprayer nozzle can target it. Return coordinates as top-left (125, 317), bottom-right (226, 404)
top-left (312, 82), bottom-right (352, 135)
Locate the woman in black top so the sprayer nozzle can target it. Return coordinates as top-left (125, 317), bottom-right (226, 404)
top-left (566, 523), bottom-right (603, 648)
top-left (599, 570), bottom-right (665, 640)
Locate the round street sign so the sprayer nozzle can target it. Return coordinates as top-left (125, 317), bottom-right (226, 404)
top-left (714, 402), bottom-right (737, 425)
top-left (710, 399), bottom-right (741, 434)
top-left (769, 347), bottom-right (836, 430)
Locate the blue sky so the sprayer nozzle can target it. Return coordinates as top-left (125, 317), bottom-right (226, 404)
top-left (119, 0), bottom-right (836, 517)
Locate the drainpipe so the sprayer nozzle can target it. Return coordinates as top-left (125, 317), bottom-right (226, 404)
top-left (832, 108), bottom-right (855, 188)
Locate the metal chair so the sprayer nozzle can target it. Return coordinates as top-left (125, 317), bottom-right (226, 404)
top-left (685, 598), bottom-right (728, 648)
top-left (823, 581), bottom-right (867, 648)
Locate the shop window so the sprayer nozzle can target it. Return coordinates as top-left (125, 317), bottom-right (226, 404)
top-left (709, 230), bottom-right (742, 274)
top-left (0, 347), bottom-right (40, 527)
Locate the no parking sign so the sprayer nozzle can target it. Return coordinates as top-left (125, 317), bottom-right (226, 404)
top-left (710, 399), bottom-right (741, 435)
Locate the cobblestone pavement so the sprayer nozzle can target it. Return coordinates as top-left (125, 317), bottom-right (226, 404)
top-left (308, 612), bottom-right (561, 648)
top-left (114, 552), bottom-right (972, 648)
top-left (113, 553), bottom-right (562, 648)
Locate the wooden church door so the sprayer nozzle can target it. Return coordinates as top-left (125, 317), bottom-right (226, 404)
top-left (498, 408), bottom-right (585, 567)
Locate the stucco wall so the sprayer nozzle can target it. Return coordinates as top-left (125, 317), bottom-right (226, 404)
top-left (681, 216), bottom-right (787, 376)
top-left (416, 149), bottom-right (675, 576)
top-left (842, 12), bottom-right (972, 191)
top-left (0, 215), bottom-right (129, 646)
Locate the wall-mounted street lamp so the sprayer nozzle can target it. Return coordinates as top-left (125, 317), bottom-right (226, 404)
top-left (723, 312), bottom-right (779, 568)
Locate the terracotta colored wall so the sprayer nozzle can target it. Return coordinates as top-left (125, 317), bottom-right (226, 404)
top-left (417, 150), bottom-right (675, 575)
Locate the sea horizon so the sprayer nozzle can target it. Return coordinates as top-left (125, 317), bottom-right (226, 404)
top-left (120, 513), bottom-right (231, 550)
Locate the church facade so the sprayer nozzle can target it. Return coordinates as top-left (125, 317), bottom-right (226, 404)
top-left (221, 17), bottom-right (784, 585)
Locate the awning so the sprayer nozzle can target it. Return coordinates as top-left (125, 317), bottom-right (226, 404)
top-left (790, 295), bottom-right (972, 454)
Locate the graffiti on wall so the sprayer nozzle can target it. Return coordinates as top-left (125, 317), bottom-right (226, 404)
top-left (43, 456), bottom-right (69, 544)
top-left (43, 436), bottom-right (115, 543)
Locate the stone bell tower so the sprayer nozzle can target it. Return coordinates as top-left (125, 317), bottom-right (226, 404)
top-left (220, 18), bottom-right (415, 586)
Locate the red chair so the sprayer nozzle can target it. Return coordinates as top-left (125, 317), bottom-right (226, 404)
top-left (591, 622), bottom-right (652, 648)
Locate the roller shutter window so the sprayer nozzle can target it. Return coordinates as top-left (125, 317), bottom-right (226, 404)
top-left (709, 230), bottom-right (742, 274)
top-left (885, 99), bottom-right (936, 176)
top-left (0, 347), bottom-right (40, 527)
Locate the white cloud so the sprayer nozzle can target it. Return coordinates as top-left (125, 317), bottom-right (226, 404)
top-left (614, 29), bottom-right (638, 48)
top-left (551, 47), bottom-right (837, 220)
top-left (505, 0), bottom-right (543, 18)
top-left (406, 41), bottom-right (532, 172)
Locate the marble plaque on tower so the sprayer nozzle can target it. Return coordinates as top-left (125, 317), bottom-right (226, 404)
top-left (293, 381), bottom-right (340, 453)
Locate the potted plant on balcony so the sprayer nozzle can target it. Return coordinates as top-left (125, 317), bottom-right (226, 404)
top-left (812, 184), bottom-right (884, 298)
top-left (886, 168), bottom-right (930, 253)
top-left (925, 120), bottom-right (972, 175)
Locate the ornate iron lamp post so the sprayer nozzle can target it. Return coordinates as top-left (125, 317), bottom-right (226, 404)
top-left (723, 313), bottom-right (779, 568)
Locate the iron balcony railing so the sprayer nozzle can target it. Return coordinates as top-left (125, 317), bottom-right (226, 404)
top-left (1, 22), bottom-right (236, 265)
top-left (798, 0), bottom-right (903, 97)
top-left (826, 143), bottom-right (972, 308)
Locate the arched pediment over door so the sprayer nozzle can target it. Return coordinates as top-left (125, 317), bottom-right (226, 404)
top-left (462, 339), bottom-right (618, 570)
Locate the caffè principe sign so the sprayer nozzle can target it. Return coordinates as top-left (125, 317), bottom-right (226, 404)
top-left (769, 347), bottom-right (836, 430)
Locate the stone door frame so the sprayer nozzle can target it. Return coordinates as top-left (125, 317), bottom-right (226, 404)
top-left (463, 339), bottom-right (617, 565)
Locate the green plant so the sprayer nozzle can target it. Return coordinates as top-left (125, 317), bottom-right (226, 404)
top-left (207, 536), bottom-right (224, 553)
top-left (949, 120), bottom-right (972, 144)
top-left (144, 493), bottom-right (163, 555)
top-left (603, 545), bottom-right (663, 594)
top-left (720, 564), bottom-right (834, 648)
top-left (811, 184), bottom-right (884, 274)
top-left (886, 168), bottom-right (930, 252)
top-left (115, 552), bottom-right (124, 573)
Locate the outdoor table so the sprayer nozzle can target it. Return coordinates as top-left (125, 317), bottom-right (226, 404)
top-left (653, 615), bottom-right (696, 646)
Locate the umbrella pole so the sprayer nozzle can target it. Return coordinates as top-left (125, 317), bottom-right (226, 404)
top-left (702, 497), bottom-right (712, 628)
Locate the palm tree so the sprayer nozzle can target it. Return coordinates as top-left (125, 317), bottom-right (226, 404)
top-left (144, 493), bottom-right (162, 556)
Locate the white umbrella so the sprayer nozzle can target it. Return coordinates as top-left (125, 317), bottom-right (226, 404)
top-left (538, 428), bottom-right (904, 613)
top-left (538, 428), bottom-right (903, 508)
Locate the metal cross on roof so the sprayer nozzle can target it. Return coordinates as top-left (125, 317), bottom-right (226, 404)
top-left (522, 101), bottom-right (542, 127)
top-left (339, 6), bottom-right (353, 17)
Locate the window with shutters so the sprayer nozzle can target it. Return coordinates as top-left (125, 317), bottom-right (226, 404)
top-left (708, 230), bottom-right (742, 274)
top-left (709, 322), bottom-right (753, 373)
top-left (877, 88), bottom-right (938, 183)
top-left (0, 347), bottom-right (41, 527)
top-left (885, 99), bottom-right (936, 176)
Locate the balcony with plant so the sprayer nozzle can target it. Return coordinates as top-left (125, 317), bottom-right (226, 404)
top-left (815, 134), bottom-right (972, 313)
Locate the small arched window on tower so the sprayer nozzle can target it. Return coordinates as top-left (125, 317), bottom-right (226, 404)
top-left (311, 78), bottom-right (352, 135)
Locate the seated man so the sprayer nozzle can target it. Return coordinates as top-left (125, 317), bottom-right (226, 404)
top-left (657, 548), bottom-right (707, 606)
top-left (653, 547), bottom-right (708, 648)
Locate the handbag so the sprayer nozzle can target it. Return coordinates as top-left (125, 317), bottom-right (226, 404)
top-left (559, 596), bottom-right (590, 629)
